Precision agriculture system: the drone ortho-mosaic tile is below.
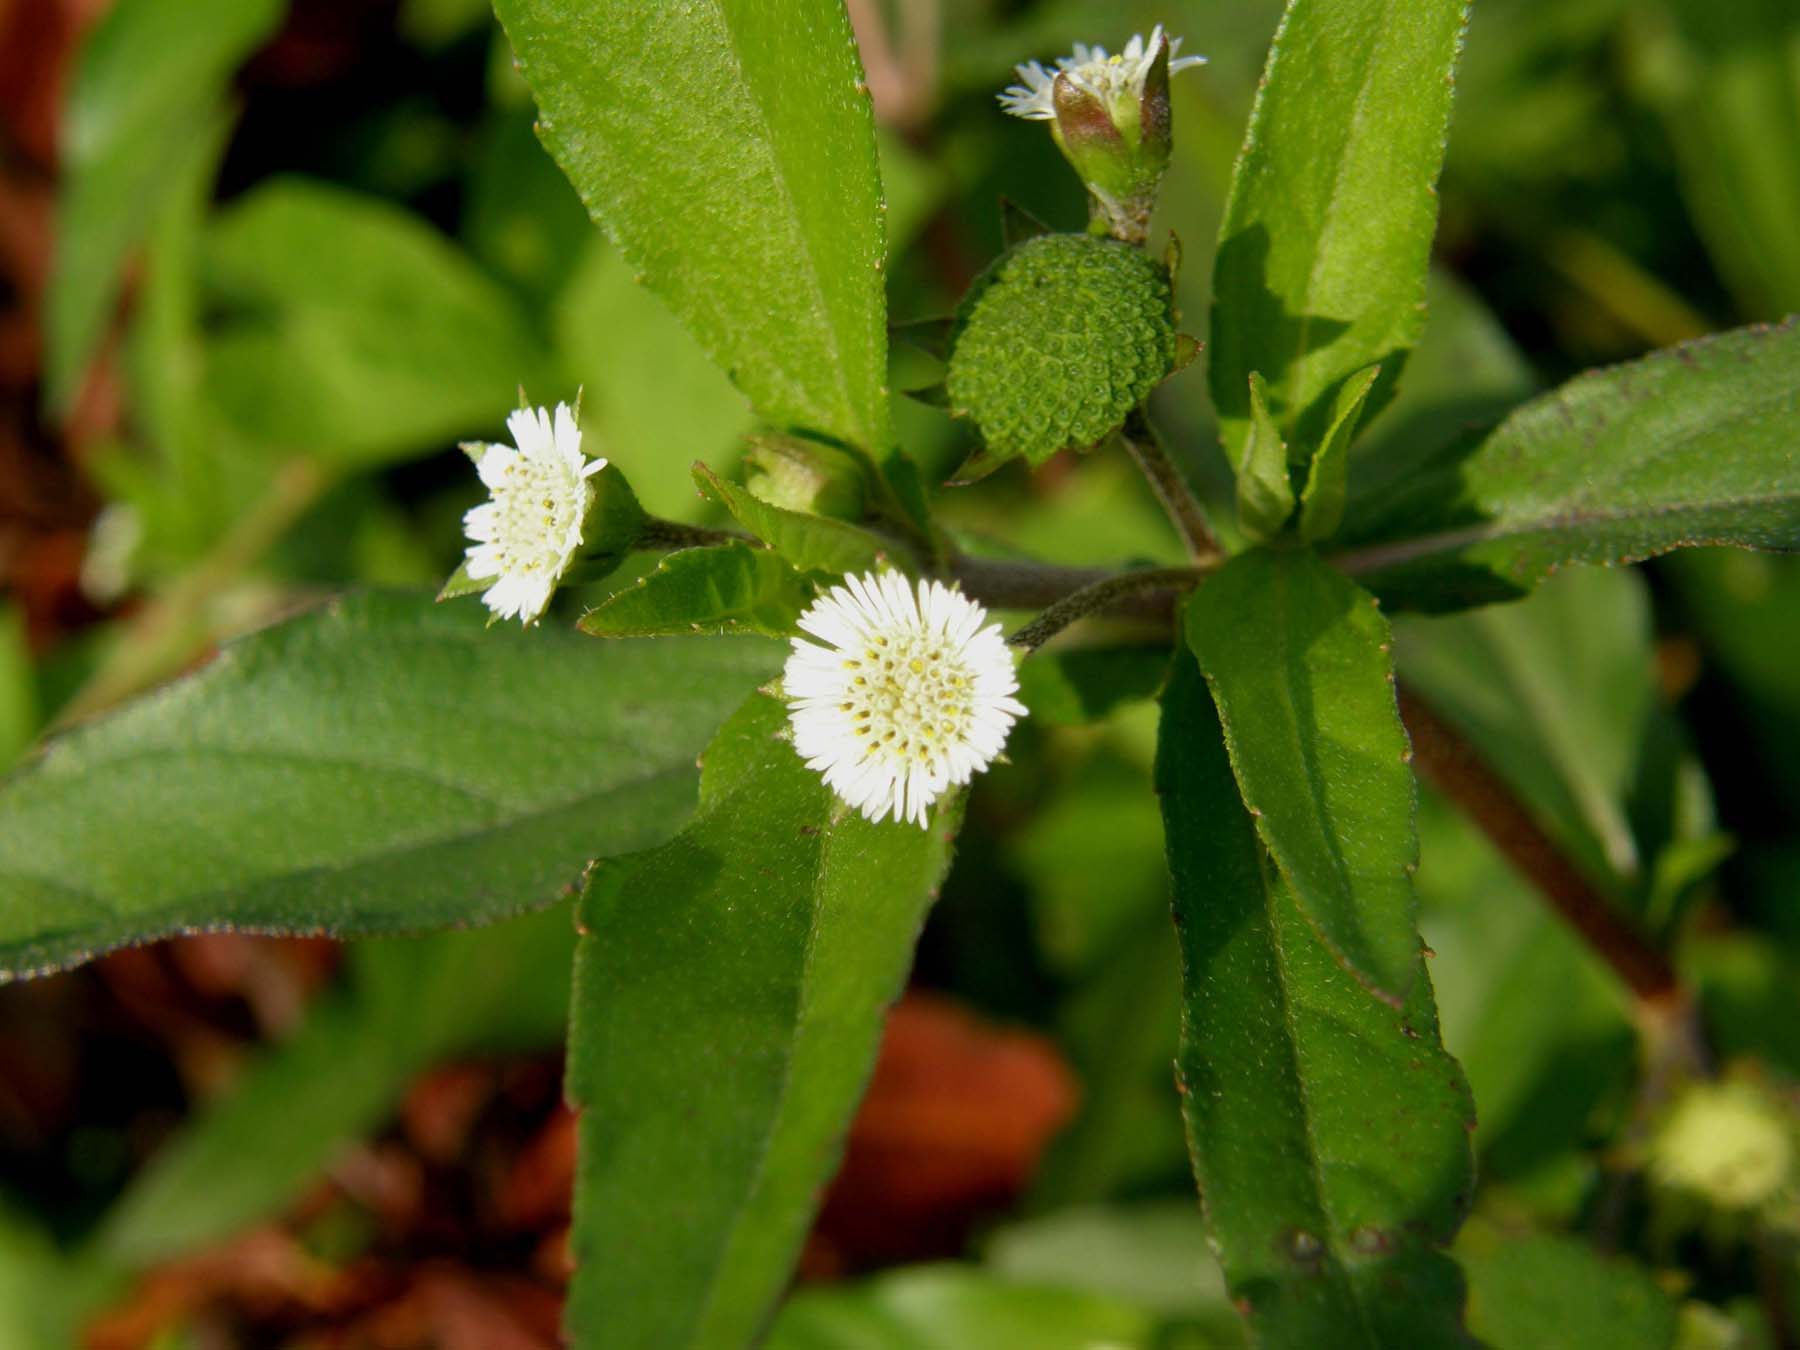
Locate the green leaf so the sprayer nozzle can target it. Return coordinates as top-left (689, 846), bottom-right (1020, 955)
top-left (1461, 1233), bottom-right (1677, 1350)
top-left (566, 693), bottom-right (954, 1349)
top-left (694, 463), bottom-right (891, 576)
top-left (1186, 549), bottom-right (1423, 1003)
top-left (1646, 0), bottom-right (1800, 316)
top-left (1335, 318), bottom-right (1800, 611)
top-left (578, 542), bottom-right (816, 638)
top-left (1156, 653), bottom-right (1475, 1346)
top-left (1209, 0), bottom-right (1470, 461)
top-left (766, 1267), bottom-right (1155, 1350)
top-left (1299, 365), bottom-right (1381, 544)
top-left (552, 238), bottom-right (753, 523)
top-left (92, 906), bottom-right (573, 1267)
top-left (1236, 372), bottom-right (1296, 543)
top-left (0, 591), bottom-right (780, 979)
top-left (494, 0), bottom-right (891, 452)
top-left (203, 179), bottom-right (548, 465)
top-left (46, 0), bottom-right (282, 411)
top-left (1396, 565), bottom-right (1673, 894)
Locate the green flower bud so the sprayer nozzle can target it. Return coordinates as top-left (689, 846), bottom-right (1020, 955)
top-left (946, 233), bottom-right (1177, 468)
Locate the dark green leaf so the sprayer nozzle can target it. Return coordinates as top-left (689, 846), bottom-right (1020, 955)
top-left (578, 543), bottom-right (815, 638)
top-left (1236, 372), bottom-right (1295, 544)
top-left (1461, 1233), bottom-right (1677, 1350)
top-left (203, 179), bottom-right (548, 464)
top-left (566, 693), bottom-right (954, 1348)
top-left (1210, 0), bottom-right (1470, 460)
top-left (1299, 365), bottom-right (1381, 544)
top-left (46, 0), bottom-right (282, 410)
top-left (1156, 653), bottom-right (1475, 1346)
top-left (1336, 319), bottom-right (1800, 611)
top-left (1186, 549), bottom-right (1422, 1003)
top-left (494, 0), bottom-right (891, 452)
top-left (694, 463), bottom-right (891, 576)
top-left (93, 906), bottom-right (573, 1266)
top-left (0, 591), bottom-right (780, 979)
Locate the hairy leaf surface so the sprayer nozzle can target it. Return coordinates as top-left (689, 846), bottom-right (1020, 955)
top-left (0, 592), bottom-right (779, 979)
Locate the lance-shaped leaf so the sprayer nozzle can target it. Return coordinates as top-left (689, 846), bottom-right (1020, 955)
top-left (0, 591), bottom-right (781, 980)
top-left (693, 462), bottom-right (890, 576)
top-left (1186, 548), bottom-right (1423, 1003)
top-left (579, 543), bottom-right (816, 638)
top-left (1335, 318), bottom-right (1800, 611)
top-left (46, 0), bottom-right (282, 412)
top-left (1156, 653), bottom-right (1475, 1346)
top-left (566, 693), bottom-right (955, 1348)
top-left (493, 0), bottom-right (890, 452)
top-left (1210, 0), bottom-right (1470, 460)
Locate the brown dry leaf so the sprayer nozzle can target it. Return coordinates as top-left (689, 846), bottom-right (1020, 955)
top-left (805, 990), bottom-right (1079, 1275)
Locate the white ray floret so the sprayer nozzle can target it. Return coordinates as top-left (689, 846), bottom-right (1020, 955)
top-left (999, 24), bottom-right (1207, 121)
top-left (784, 571), bottom-right (1028, 828)
top-left (461, 402), bottom-right (605, 625)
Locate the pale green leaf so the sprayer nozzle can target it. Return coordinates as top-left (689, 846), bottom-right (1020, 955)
top-left (1299, 364), bottom-right (1381, 543)
top-left (1236, 372), bottom-right (1295, 543)
top-left (694, 463), bottom-right (892, 576)
top-left (494, 0), bottom-right (891, 452)
top-left (46, 0), bottom-right (282, 411)
top-left (1210, 0), bottom-right (1470, 460)
top-left (203, 179), bottom-right (549, 465)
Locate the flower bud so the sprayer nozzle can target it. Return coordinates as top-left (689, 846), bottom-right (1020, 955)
top-left (999, 26), bottom-right (1204, 244)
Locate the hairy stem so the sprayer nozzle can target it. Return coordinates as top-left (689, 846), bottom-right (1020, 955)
top-left (1396, 684), bottom-right (1684, 1006)
top-left (1007, 566), bottom-right (1208, 651)
top-left (1120, 412), bottom-right (1220, 562)
top-left (635, 518), bottom-right (750, 551)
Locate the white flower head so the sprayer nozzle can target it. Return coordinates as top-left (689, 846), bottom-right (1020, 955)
top-left (462, 402), bottom-right (606, 625)
top-left (999, 24), bottom-right (1206, 121)
top-left (784, 571), bottom-right (1027, 828)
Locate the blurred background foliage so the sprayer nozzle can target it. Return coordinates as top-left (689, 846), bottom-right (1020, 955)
top-left (0, 0), bottom-right (1797, 1345)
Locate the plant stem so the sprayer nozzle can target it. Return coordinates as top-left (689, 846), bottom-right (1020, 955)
top-left (1120, 411), bottom-right (1220, 563)
top-left (1395, 684), bottom-right (1683, 1006)
top-left (635, 518), bottom-right (749, 550)
top-left (1006, 565), bottom-right (1207, 651)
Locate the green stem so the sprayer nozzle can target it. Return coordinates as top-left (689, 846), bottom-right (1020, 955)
top-left (1120, 412), bottom-right (1220, 562)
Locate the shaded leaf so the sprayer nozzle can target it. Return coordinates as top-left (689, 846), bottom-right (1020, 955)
top-left (93, 907), bottom-right (574, 1267)
top-left (1210, 0), bottom-right (1470, 460)
top-left (203, 179), bottom-right (548, 465)
top-left (494, 0), bottom-right (890, 451)
top-left (0, 591), bottom-right (780, 979)
top-left (1336, 319), bottom-right (1800, 611)
top-left (1299, 365), bottom-right (1381, 544)
top-left (578, 542), bottom-right (816, 638)
top-left (566, 693), bottom-right (954, 1348)
top-left (1186, 549), bottom-right (1422, 1003)
top-left (1236, 372), bottom-right (1295, 543)
top-left (1156, 653), bottom-right (1475, 1346)
top-left (1461, 1233), bottom-right (1677, 1350)
top-left (46, 0), bottom-right (282, 410)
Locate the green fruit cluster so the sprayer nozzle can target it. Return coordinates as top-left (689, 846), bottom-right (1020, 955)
top-left (947, 233), bottom-right (1177, 466)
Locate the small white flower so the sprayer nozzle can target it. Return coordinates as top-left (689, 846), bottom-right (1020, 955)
top-left (461, 402), bottom-right (605, 625)
top-left (999, 24), bottom-right (1207, 121)
top-left (784, 571), bottom-right (1027, 828)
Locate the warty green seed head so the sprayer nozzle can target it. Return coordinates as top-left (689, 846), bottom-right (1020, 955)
top-left (946, 233), bottom-right (1177, 468)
